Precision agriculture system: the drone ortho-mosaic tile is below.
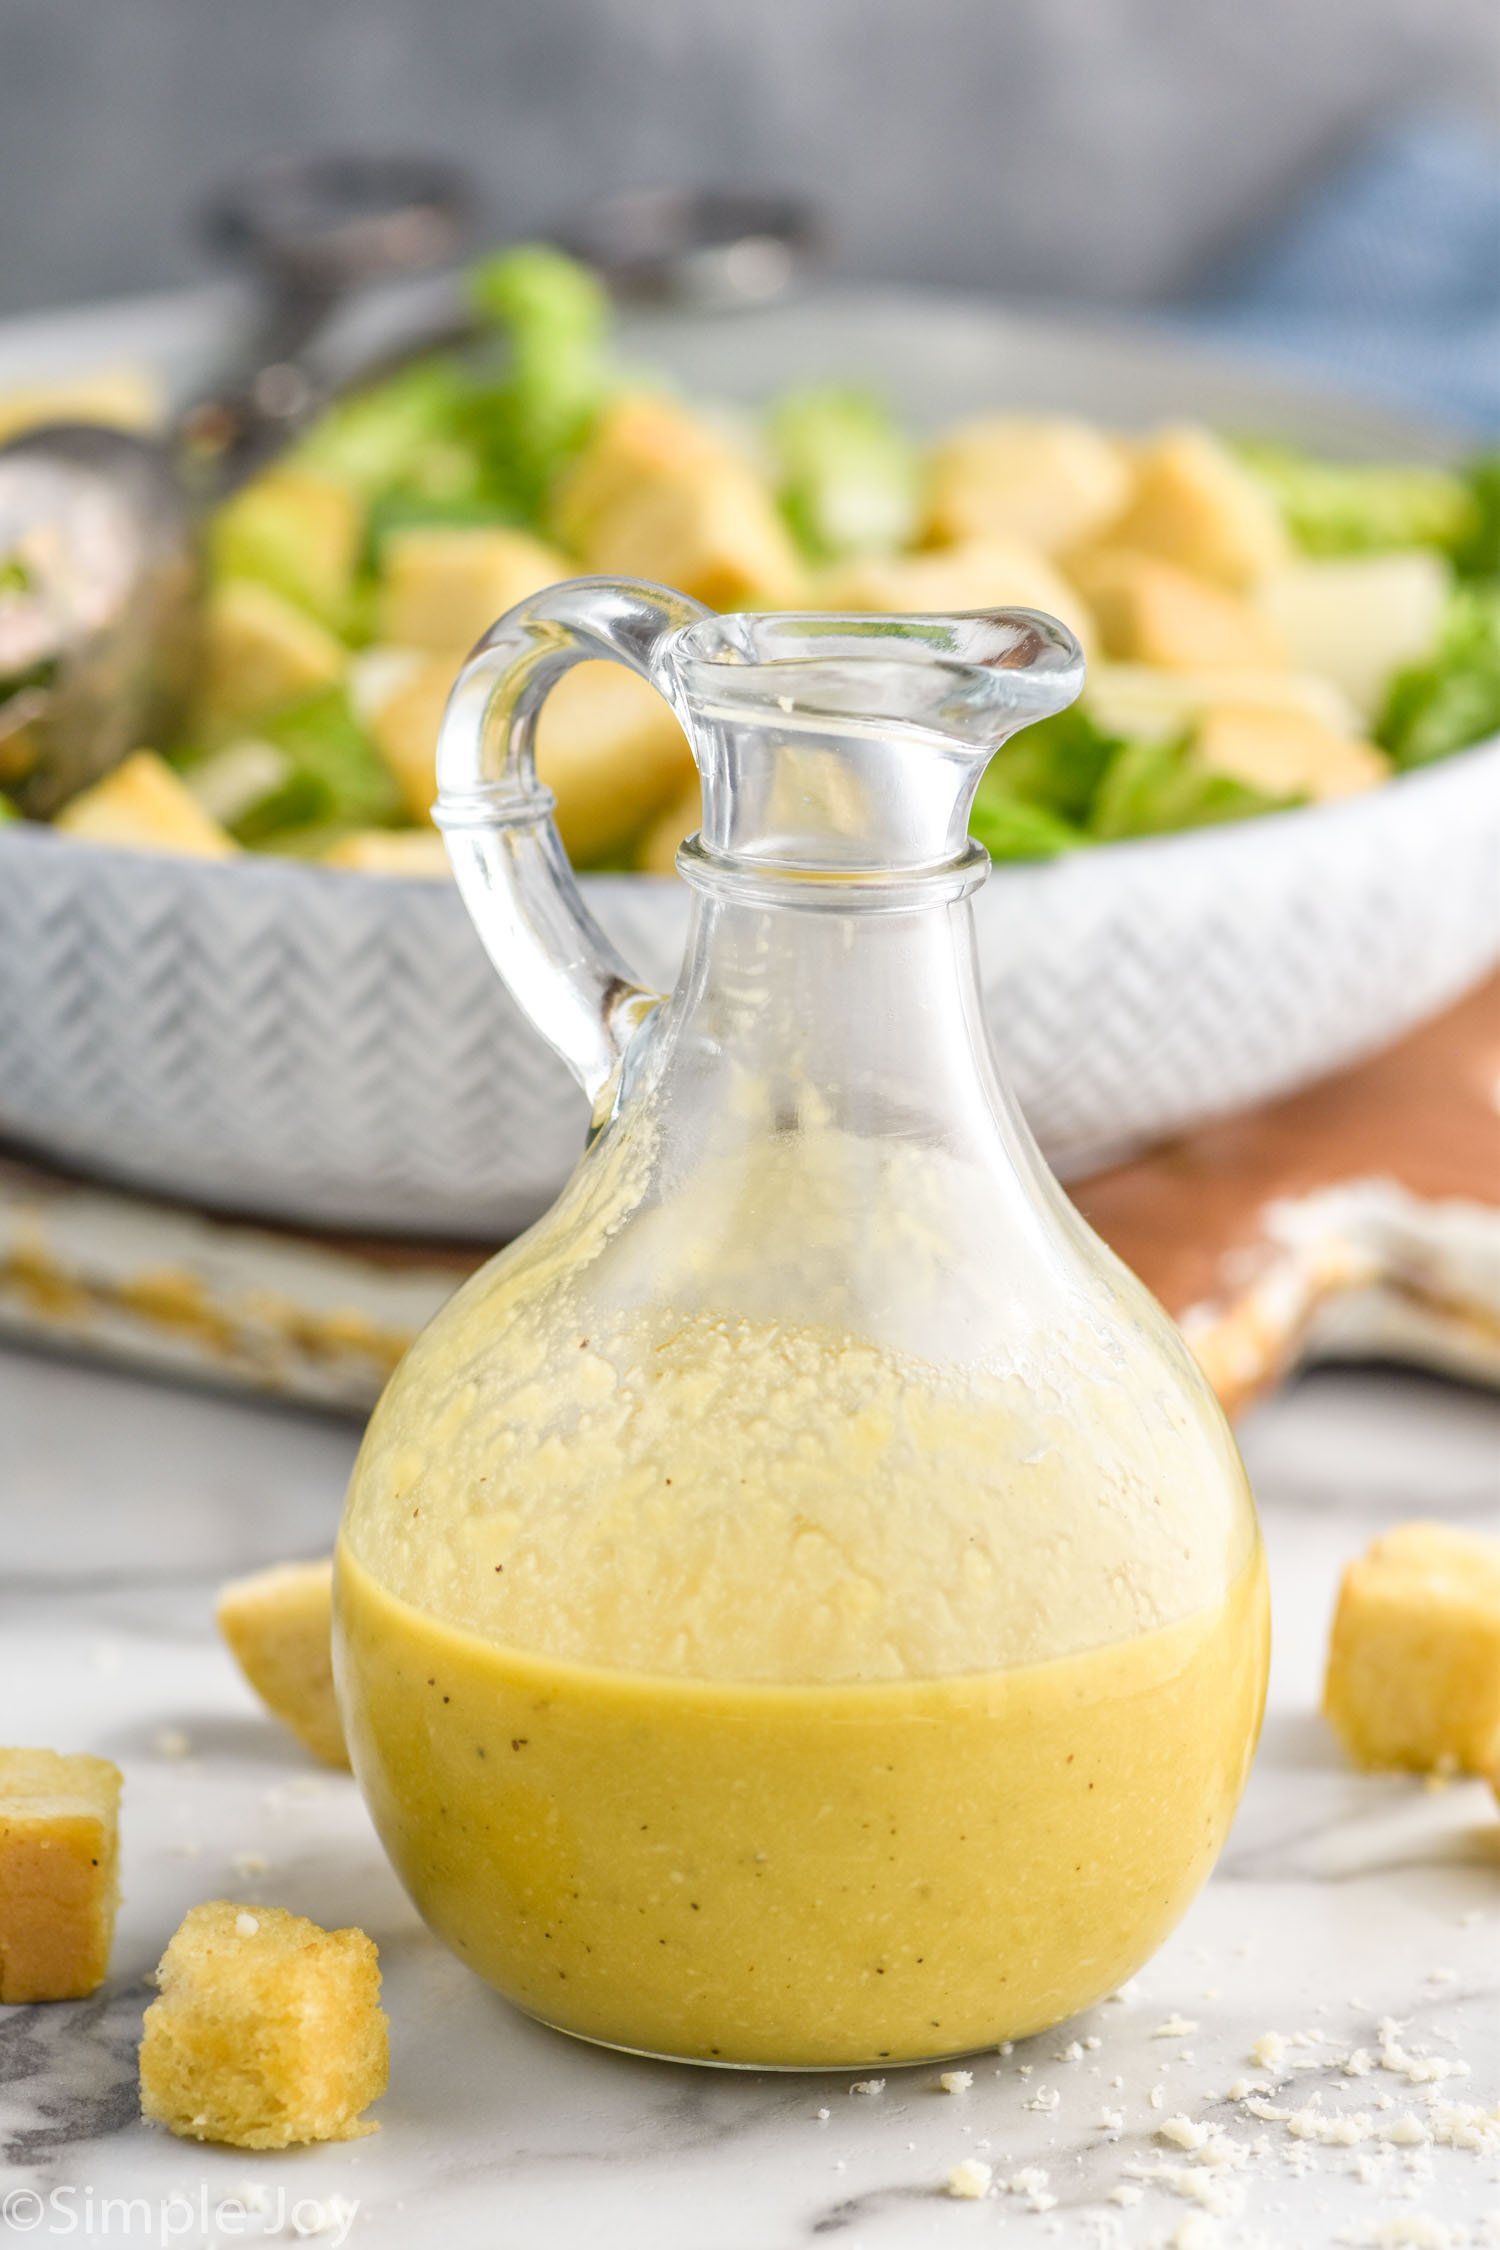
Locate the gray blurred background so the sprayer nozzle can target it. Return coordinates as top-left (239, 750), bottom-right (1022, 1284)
top-left (2, 0), bottom-right (1497, 315)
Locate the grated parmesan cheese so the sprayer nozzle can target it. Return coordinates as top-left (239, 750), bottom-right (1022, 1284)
top-left (1159, 2116), bottom-right (1211, 2150)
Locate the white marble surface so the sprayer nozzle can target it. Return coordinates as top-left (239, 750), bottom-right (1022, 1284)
top-left (1, 1344), bottom-right (1497, 2250)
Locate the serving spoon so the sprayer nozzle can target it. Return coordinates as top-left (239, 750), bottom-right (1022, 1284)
top-left (0, 152), bottom-right (473, 819)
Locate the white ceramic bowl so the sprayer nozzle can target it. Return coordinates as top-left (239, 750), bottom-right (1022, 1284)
top-left (3, 740), bottom-right (1497, 1237)
top-left (1, 287), bottom-right (1496, 1236)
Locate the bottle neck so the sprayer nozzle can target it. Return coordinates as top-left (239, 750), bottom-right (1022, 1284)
top-left (591, 868), bottom-right (1082, 1358)
top-left (643, 871), bottom-right (1023, 1177)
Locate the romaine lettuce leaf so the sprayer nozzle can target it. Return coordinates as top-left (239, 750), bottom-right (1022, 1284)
top-left (1378, 582), bottom-right (1500, 767)
top-left (465, 246), bottom-right (615, 516)
top-left (1090, 734), bottom-right (1293, 841)
top-left (983, 706), bottom-right (1120, 825)
top-left (180, 690), bottom-right (403, 845)
top-left (1239, 443), bottom-right (1475, 561)
top-left (296, 247), bottom-right (618, 531)
top-left (296, 358), bottom-right (485, 504)
top-left (362, 486), bottom-right (523, 564)
top-left (968, 786), bottom-right (1083, 861)
top-left (769, 387), bottom-right (920, 562)
top-left (1451, 454), bottom-right (1500, 579)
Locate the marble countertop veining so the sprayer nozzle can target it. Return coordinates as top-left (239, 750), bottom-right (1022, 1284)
top-left (1, 1345), bottom-right (1497, 2250)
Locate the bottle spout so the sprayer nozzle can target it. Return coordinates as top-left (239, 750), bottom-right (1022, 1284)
top-left (665, 607), bottom-right (1085, 880)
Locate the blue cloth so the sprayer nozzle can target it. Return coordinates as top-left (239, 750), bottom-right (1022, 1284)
top-left (1178, 114), bottom-right (1500, 436)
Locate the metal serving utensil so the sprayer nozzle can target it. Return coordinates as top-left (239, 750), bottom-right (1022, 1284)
top-left (0, 152), bottom-right (474, 818)
top-left (554, 186), bottom-right (821, 308)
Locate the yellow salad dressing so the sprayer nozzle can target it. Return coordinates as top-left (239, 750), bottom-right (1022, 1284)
top-left (335, 1275), bottom-right (1269, 2068)
top-left (337, 1541), bottom-right (1265, 2067)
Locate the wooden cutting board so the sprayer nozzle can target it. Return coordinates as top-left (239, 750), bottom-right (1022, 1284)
top-left (2, 978), bottom-right (1496, 1416)
top-left (1075, 974), bottom-right (1500, 1412)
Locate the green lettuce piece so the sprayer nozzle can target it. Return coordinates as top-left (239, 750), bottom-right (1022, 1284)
top-left (295, 358), bottom-right (486, 504)
top-left (208, 477), bottom-right (362, 634)
top-left (362, 486), bottom-right (522, 564)
top-left (982, 706), bottom-right (1120, 825)
top-left (465, 245), bottom-right (614, 517)
top-left (1239, 442), bottom-right (1476, 560)
top-left (1378, 582), bottom-right (1500, 768)
top-left (1451, 454), bottom-right (1500, 580)
top-left (294, 246), bottom-right (619, 531)
top-left (1090, 735), bottom-right (1294, 841)
top-left (181, 689), bottom-right (403, 845)
top-left (969, 786), bottom-right (1082, 862)
top-left (0, 789), bottom-right (17, 823)
top-left (177, 737), bottom-right (307, 831)
top-left (768, 387), bottom-right (920, 562)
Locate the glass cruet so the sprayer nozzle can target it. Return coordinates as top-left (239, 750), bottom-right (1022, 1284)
top-left (333, 576), bottom-right (1270, 2071)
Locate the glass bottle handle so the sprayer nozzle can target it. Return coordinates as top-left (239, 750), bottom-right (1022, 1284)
top-left (434, 576), bottom-right (710, 1106)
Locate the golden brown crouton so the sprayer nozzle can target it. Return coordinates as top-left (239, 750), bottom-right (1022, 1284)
top-left (924, 414), bottom-right (1131, 554)
top-left (368, 652), bottom-right (693, 864)
top-left (817, 536), bottom-right (1094, 656)
top-left (1192, 705), bottom-right (1389, 802)
top-left (1324, 1522), bottom-right (1500, 1773)
top-left (55, 752), bottom-right (236, 858)
top-left (376, 526), bottom-right (569, 651)
top-left (140, 1902), bottom-right (387, 2147)
top-left (635, 778), bottom-right (703, 875)
top-left (322, 828), bottom-right (451, 878)
top-left (1070, 547), bottom-right (1286, 671)
top-left (0, 1749), bottom-right (122, 2001)
top-left (217, 1560), bottom-right (348, 1770)
top-left (199, 581), bottom-right (346, 728)
top-left (1102, 426), bottom-right (1289, 588)
top-left (552, 393), bottom-right (805, 609)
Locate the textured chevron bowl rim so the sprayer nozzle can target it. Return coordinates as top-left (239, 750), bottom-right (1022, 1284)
top-left (2, 729), bottom-right (1498, 1237)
